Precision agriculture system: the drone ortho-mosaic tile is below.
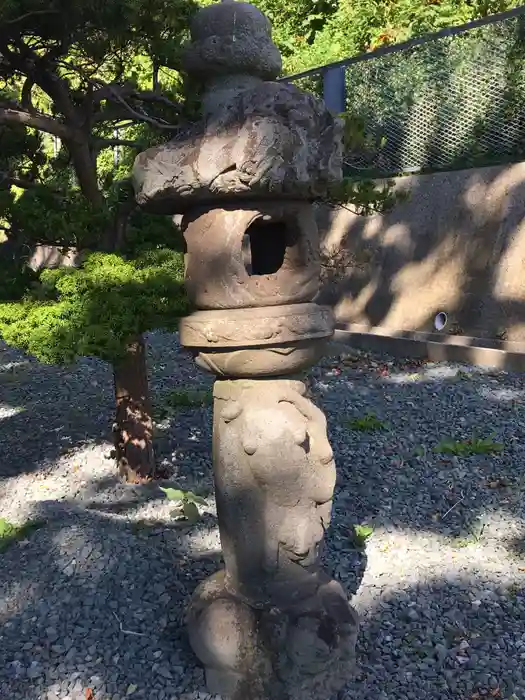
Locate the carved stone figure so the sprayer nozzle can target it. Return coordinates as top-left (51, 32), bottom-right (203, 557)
top-left (186, 379), bottom-right (358, 700)
top-left (132, 1), bottom-right (358, 698)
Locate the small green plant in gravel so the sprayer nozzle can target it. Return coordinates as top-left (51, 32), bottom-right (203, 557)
top-left (161, 487), bottom-right (208, 523)
top-left (434, 433), bottom-right (504, 457)
top-left (166, 388), bottom-right (212, 409)
top-left (353, 524), bottom-right (374, 547)
top-left (153, 388), bottom-right (213, 421)
top-left (344, 412), bottom-right (389, 432)
top-left (453, 534), bottom-right (482, 548)
top-left (0, 518), bottom-right (44, 552)
top-left (129, 519), bottom-right (161, 537)
top-left (505, 582), bottom-right (522, 601)
top-left (452, 517), bottom-right (486, 548)
top-left (0, 366), bottom-right (31, 385)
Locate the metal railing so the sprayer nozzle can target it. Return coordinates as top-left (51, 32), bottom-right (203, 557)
top-left (280, 6), bottom-right (525, 178)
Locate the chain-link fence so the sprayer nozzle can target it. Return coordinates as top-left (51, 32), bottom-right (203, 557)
top-left (282, 6), bottom-right (525, 178)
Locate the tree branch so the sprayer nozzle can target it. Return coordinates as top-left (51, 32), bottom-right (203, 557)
top-left (0, 103), bottom-right (77, 141)
top-left (91, 84), bottom-right (181, 113)
top-left (133, 90), bottom-right (182, 111)
top-left (21, 77), bottom-right (36, 113)
top-left (55, 60), bottom-right (182, 130)
top-left (97, 138), bottom-right (144, 148)
top-left (5, 10), bottom-right (59, 26)
top-left (0, 171), bottom-right (38, 190)
top-left (0, 170), bottom-right (63, 193)
top-left (97, 84), bottom-right (179, 130)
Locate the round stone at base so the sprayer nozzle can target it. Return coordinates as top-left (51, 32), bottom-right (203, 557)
top-left (185, 570), bottom-right (359, 700)
top-left (186, 571), bottom-right (273, 699)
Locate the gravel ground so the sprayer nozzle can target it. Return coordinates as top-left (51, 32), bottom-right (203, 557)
top-left (1, 331), bottom-right (524, 700)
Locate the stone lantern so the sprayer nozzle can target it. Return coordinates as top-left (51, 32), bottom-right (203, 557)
top-left (132, 1), bottom-right (358, 698)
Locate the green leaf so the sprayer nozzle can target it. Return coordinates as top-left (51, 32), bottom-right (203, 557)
top-left (0, 518), bottom-right (16, 538)
top-left (182, 501), bottom-right (200, 523)
top-left (160, 487), bottom-right (185, 502)
top-left (0, 517), bottom-right (44, 552)
top-left (353, 524), bottom-right (374, 546)
top-left (185, 492), bottom-right (207, 506)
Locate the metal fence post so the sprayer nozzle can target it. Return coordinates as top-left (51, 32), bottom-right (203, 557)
top-left (323, 66), bottom-right (346, 114)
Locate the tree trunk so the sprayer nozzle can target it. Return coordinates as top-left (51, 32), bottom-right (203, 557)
top-left (67, 140), bottom-right (106, 207)
top-left (112, 335), bottom-right (157, 483)
top-left (27, 66), bottom-right (161, 483)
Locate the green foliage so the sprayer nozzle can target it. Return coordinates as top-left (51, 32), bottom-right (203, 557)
top-left (434, 433), bottom-right (504, 456)
top-left (266, 0), bottom-right (524, 74)
top-left (344, 411), bottom-right (389, 432)
top-left (161, 487), bottom-right (207, 505)
top-left (0, 249), bottom-right (188, 364)
top-left (0, 122), bottom-right (46, 185)
top-left (160, 486), bottom-right (207, 522)
top-left (353, 523), bottom-right (374, 547)
top-left (252, 0), bottom-right (338, 55)
top-left (0, 517), bottom-right (45, 552)
top-left (452, 519), bottom-right (486, 547)
top-left (0, 0), bottom-right (196, 367)
top-left (0, 246), bottom-right (39, 301)
top-left (326, 176), bottom-right (406, 215)
top-left (0, 0), bottom-right (195, 66)
top-left (8, 187), bottom-right (109, 249)
top-left (165, 388), bottom-right (213, 409)
top-left (154, 387), bottom-right (212, 421)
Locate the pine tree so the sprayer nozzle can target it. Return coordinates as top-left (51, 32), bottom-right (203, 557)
top-left (0, 0), bottom-right (197, 482)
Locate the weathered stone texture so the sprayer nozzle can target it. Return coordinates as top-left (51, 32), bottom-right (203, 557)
top-left (132, 84), bottom-right (343, 213)
top-left (181, 202), bottom-right (321, 310)
top-left (179, 303), bottom-right (334, 348)
top-left (181, 0), bottom-right (282, 80)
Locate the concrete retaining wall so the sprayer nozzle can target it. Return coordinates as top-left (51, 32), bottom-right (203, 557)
top-left (317, 162), bottom-right (525, 348)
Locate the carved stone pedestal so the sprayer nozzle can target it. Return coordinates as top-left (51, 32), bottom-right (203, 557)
top-left (186, 379), bottom-right (358, 699)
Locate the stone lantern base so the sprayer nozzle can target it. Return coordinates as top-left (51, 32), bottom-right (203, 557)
top-left (187, 570), bottom-right (358, 700)
top-left (185, 378), bottom-right (359, 700)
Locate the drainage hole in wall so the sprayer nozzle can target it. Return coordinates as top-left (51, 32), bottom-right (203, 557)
top-left (434, 311), bottom-right (448, 331)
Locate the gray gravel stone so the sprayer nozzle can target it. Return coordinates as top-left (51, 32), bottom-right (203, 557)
top-left (1, 333), bottom-right (525, 700)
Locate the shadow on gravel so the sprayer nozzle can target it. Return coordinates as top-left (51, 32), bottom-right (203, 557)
top-left (0, 356), bottom-right (112, 480)
top-left (2, 335), bottom-right (525, 698)
top-left (0, 338), bottom-right (214, 482)
top-left (507, 535), bottom-right (525, 558)
top-left (1, 501), bottom-right (524, 700)
top-left (0, 387), bottom-right (213, 487)
top-left (0, 499), bottom-right (220, 700)
top-left (76, 475), bottom-right (215, 517)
